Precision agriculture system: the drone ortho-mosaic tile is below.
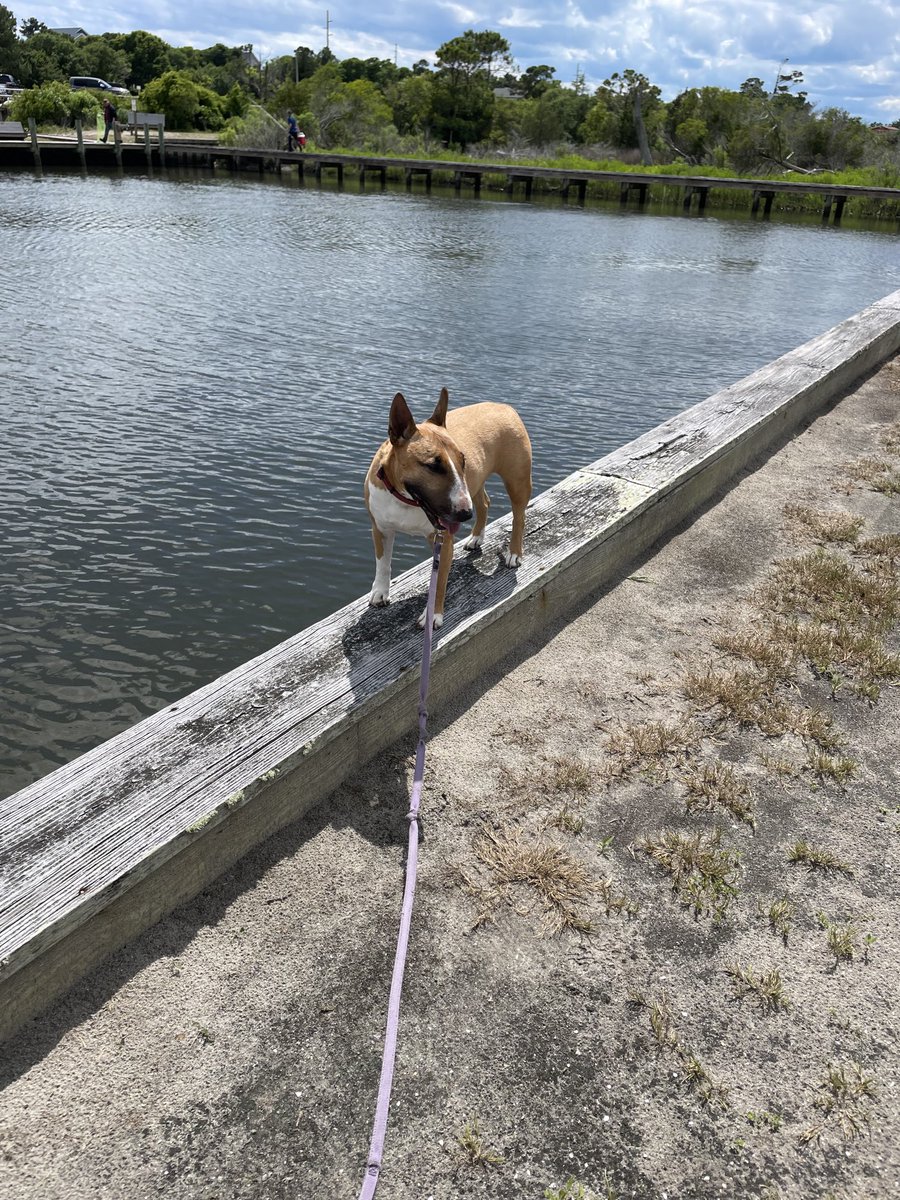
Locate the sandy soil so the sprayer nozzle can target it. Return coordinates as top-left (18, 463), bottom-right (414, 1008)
top-left (2, 360), bottom-right (899, 1200)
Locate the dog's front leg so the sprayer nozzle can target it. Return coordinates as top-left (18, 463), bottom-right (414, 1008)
top-left (369, 524), bottom-right (395, 607)
top-left (418, 534), bottom-right (454, 629)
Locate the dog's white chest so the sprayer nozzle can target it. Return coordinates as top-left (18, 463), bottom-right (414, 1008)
top-left (368, 482), bottom-right (434, 539)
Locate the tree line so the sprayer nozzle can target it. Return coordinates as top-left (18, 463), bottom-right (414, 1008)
top-left (2, 10), bottom-right (897, 176)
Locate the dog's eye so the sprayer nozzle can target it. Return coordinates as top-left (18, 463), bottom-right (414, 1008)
top-left (425, 459), bottom-right (446, 474)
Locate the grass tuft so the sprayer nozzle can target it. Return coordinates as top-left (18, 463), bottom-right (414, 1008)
top-left (683, 761), bottom-right (755, 826)
top-left (784, 504), bottom-right (864, 544)
top-left (473, 824), bottom-right (597, 934)
top-left (641, 828), bottom-right (741, 919)
top-left (805, 1061), bottom-right (878, 1141)
top-left (456, 1115), bottom-right (504, 1167)
top-left (816, 912), bottom-right (864, 964)
top-left (604, 718), bottom-right (700, 778)
top-left (759, 894), bottom-right (795, 944)
top-left (628, 993), bottom-right (729, 1107)
top-left (788, 840), bottom-right (854, 876)
top-left (725, 963), bottom-right (791, 1011)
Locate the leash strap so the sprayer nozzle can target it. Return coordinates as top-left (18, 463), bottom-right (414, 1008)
top-left (357, 535), bottom-right (443, 1200)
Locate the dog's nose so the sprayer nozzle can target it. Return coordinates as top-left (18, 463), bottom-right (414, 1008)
top-left (454, 507), bottom-right (473, 523)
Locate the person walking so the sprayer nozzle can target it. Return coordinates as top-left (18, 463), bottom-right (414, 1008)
top-left (101, 98), bottom-right (117, 143)
top-left (287, 112), bottom-right (299, 152)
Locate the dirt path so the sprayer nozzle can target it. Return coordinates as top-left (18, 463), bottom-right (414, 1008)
top-left (2, 360), bottom-right (899, 1200)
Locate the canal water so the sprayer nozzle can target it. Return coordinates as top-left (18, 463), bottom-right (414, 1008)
top-left (1, 169), bottom-right (897, 797)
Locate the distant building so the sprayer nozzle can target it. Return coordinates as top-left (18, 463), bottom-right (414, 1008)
top-left (241, 44), bottom-right (260, 70)
top-left (50, 27), bottom-right (89, 39)
top-left (493, 87), bottom-right (522, 100)
top-left (870, 124), bottom-right (898, 134)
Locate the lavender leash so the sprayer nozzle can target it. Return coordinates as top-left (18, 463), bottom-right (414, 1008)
top-left (357, 535), bottom-right (442, 1200)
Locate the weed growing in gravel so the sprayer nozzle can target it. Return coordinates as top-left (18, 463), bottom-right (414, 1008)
top-left (808, 752), bottom-right (857, 785)
top-left (789, 840), bottom-right (854, 876)
top-left (604, 717), bottom-right (700, 778)
top-left (725, 964), bottom-right (791, 1012)
top-left (628, 992), bottom-right (729, 1107)
top-left (498, 756), bottom-right (593, 810)
top-left (544, 1178), bottom-right (617, 1200)
top-left (597, 878), bottom-right (639, 917)
top-left (861, 532), bottom-right (900, 561)
top-left (816, 912), bottom-right (864, 964)
top-left (547, 758), bottom-right (593, 802)
top-left (759, 894), bottom-right (795, 943)
top-left (746, 1109), bottom-right (784, 1132)
top-left (444, 863), bottom-right (499, 931)
top-left (552, 806), bottom-right (585, 834)
top-left (641, 828), bottom-right (741, 919)
top-left (783, 504), bottom-right (864, 544)
top-left (684, 666), bottom-right (840, 749)
top-left (682, 761), bottom-right (755, 826)
top-left (800, 1061), bottom-right (877, 1142)
top-left (473, 824), bottom-right (597, 934)
top-left (456, 1115), bottom-right (504, 1167)
top-left (762, 548), bottom-right (900, 633)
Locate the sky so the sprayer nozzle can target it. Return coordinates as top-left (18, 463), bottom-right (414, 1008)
top-left (13, 0), bottom-right (900, 124)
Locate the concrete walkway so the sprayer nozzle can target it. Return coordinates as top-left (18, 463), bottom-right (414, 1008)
top-left (2, 359), bottom-right (899, 1200)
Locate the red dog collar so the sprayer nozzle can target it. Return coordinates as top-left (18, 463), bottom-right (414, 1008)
top-left (377, 465), bottom-right (421, 508)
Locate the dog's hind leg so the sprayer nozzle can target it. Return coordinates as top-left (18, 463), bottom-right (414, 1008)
top-left (504, 474), bottom-right (531, 568)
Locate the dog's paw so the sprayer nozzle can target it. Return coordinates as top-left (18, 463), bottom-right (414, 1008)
top-left (369, 586), bottom-right (390, 607)
top-left (417, 608), bottom-right (444, 630)
top-left (504, 551), bottom-right (522, 568)
top-left (459, 533), bottom-right (483, 552)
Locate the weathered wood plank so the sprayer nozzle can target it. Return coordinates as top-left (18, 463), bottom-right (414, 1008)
top-left (2, 289), bottom-right (900, 1040)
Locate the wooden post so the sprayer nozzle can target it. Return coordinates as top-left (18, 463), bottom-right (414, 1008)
top-left (75, 117), bottom-right (86, 170)
top-left (822, 193), bottom-right (833, 222)
top-left (405, 167), bottom-right (413, 192)
top-left (683, 186), bottom-right (694, 211)
top-left (27, 117), bottom-right (41, 171)
top-left (143, 123), bottom-right (152, 168)
top-left (697, 187), bottom-right (708, 213)
top-left (834, 195), bottom-right (846, 223)
top-left (157, 123), bottom-right (165, 162)
top-left (113, 119), bottom-right (123, 168)
top-left (620, 181), bottom-right (630, 206)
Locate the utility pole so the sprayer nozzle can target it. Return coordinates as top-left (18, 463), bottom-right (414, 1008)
top-left (325, 10), bottom-right (330, 50)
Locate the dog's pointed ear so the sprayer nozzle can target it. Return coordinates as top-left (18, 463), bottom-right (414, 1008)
top-left (389, 392), bottom-right (417, 445)
top-left (427, 387), bottom-right (449, 428)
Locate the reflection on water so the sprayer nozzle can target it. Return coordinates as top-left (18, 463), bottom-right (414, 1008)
top-left (1, 170), bottom-right (897, 796)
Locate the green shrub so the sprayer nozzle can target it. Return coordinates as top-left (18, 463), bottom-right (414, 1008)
top-left (140, 69), bottom-right (225, 130)
top-left (68, 89), bottom-right (101, 123)
top-left (10, 81), bottom-right (71, 126)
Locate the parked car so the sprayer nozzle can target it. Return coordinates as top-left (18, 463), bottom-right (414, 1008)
top-left (0, 73), bottom-right (20, 88)
top-left (69, 76), bottom-right (129, 96)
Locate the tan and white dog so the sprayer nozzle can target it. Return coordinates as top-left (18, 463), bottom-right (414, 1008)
top-left (364, 388), bottom-right (532, 628)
